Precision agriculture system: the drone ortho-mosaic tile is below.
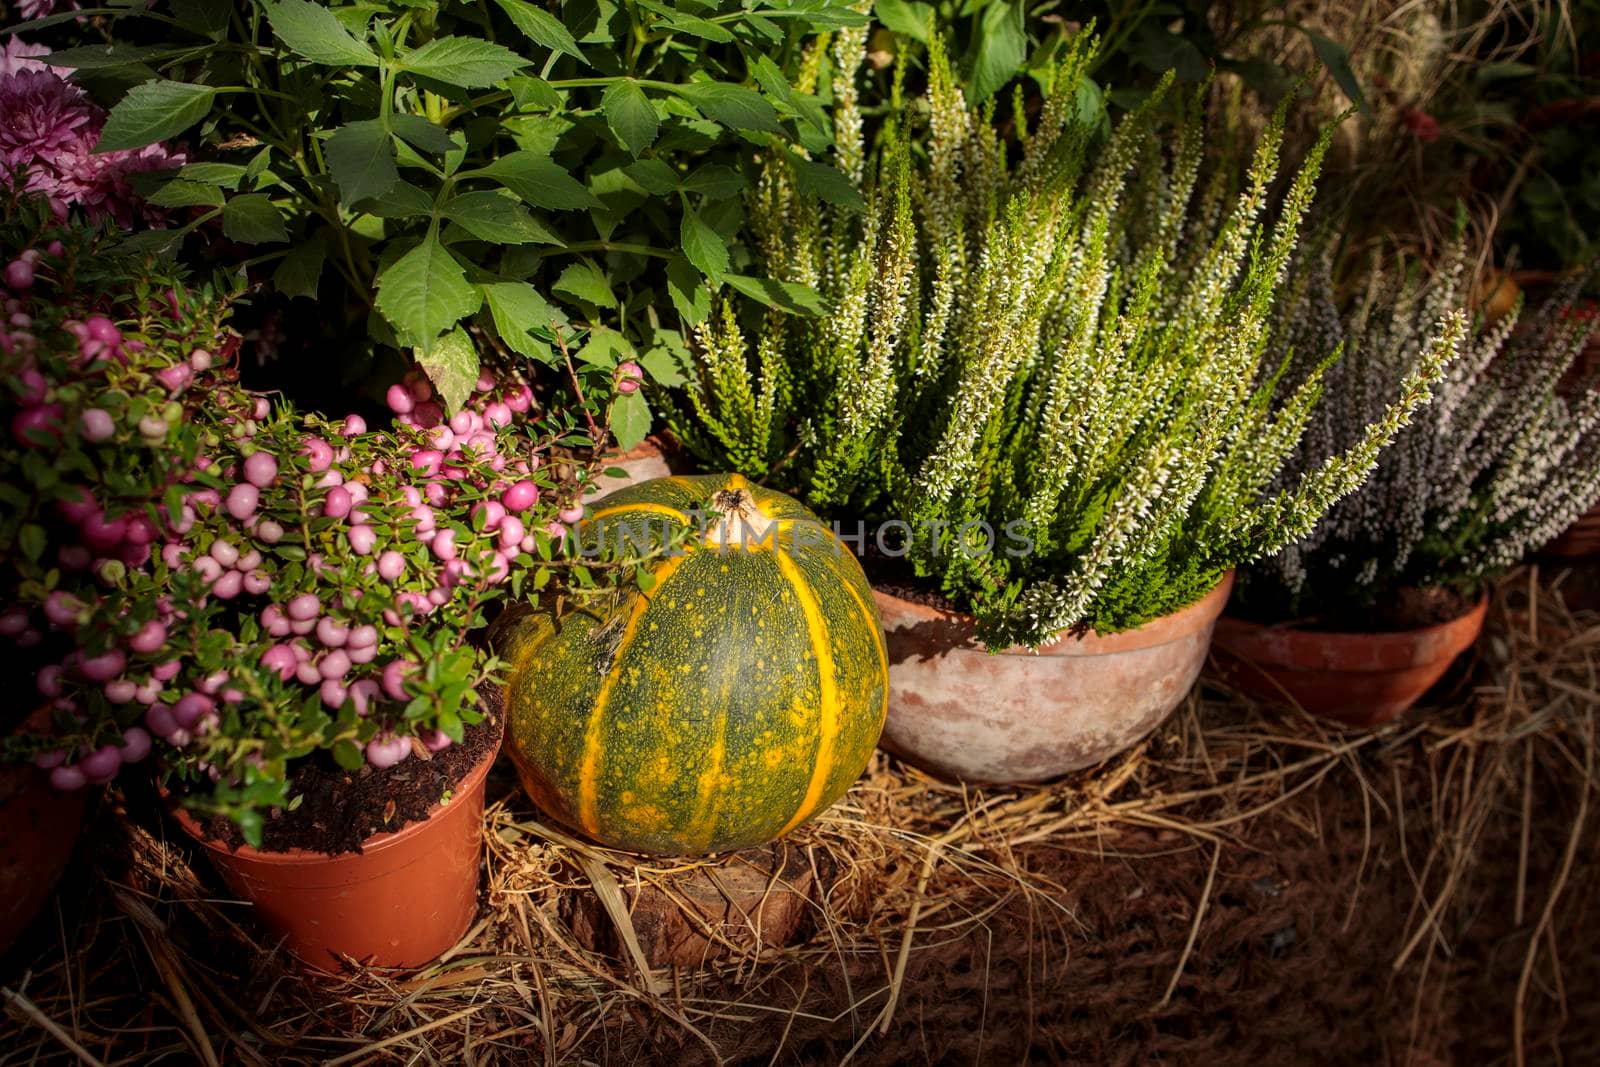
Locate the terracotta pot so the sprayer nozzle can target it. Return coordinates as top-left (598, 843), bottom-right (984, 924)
top-left (874, 572), bottom-right (1234, 783)
top-left (171, 734), bottom-right (498, 971)
top-left (1211, 597), bottom-right (1488, 727)
top-left (0, 756), bottom-right (87, 954)
top-left (1544, 500), bottom-right (1600, 558)
top-left (582, 438), bottom-right (673, 503)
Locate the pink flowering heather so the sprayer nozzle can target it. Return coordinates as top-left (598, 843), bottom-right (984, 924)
top-left (0, 40), bottom-right (184, 227)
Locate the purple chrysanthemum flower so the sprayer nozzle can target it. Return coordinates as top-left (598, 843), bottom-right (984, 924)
top-left (0, 45), bottom-right (186, 228)
top-left (0, 36), bottom-right (62, 78)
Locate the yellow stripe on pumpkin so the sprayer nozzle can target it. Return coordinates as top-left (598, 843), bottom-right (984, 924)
top-left (586, 502), bottom-right (692, 525)
top-left (774, 551), bottom-right (841, 836)
top-left (575, 552), bottom-right (689, 836)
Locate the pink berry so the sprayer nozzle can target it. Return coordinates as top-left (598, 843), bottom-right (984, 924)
top-left (49, 765), bottom-right (87, 791)
top-left (256, 519), bottom-right (284, 544)
top-left (119, 727), bottom-right (152, 763)
top-left (341, 414), bottom-right (367, 436)
top-left (380, 659), bottom-right (412, 701)
top-left (319, 649), bottom-right (351, 680)
top-left (615, 360), bottom-right (644, 394)
top-left (33, 749), bottom-right (66, 769)
top-left (81, 512), bottom-right (127, 551)
top-left (13, 404), bottom-right (64, 446)
top-left (212, 570), bottom-right (244, 599)
top-left (385, 384), bottom-right (414, 415)
top-left (243, 452), bottom-right (278, 488)
top-left (409, 378), bottom-right (433, 402)
top-left (85, 316), bottom-right (120, 344)
top-left (347, 624), bottom-right (377, 649)
top-left (410, 449), bottom-right (444, 477)
top-left (44, 591), bottom-right (82, 627)
top-left (209, 539), bottom-right (239, 567)
top-left (244, 570), bottom-right (270, 595)
top-left (476, 371), bottom-right (496, 392)
top-left (559, 504), bottom-right (584, 524)
top-left (365, 733), bottom-right (410, 769)
top-left (5, 259), bottom-right (34, 290)
top-left (499, 515), bottom-right (526, 549)
top-left (431, 528), bottom-right (457, 561)
top-left (37, 664), bottom-right (63, 697)
top-left (347, 524), bottom-right (376, 555)
top-left (80, 408), bottom-right (114, 442)
top-left (0, 608), bottom-right (26, 636)
top-left (348, 678), bottom-right (380, 716)
top-left (80, 744), bottom-right (122, 782)
top-left (473, 500), bottom-right (506, 531)
top-left (413, 401), bottom-right (443, 429)
top-left (189, 348), bottom-right (213, 371)
top-left (152, 660), bottom-right (181, 682)
top-left (157, 364), bottom-right (192, 392)
top-left (301, 437), bottom-right (333, 472)
top-left (287, 593), bottom-right (319, 621)
top-left (316, 616), bottom-right (348, 648)
top-left (503, 480), bottom-right (538, 512)
top-left (260, 644), bottom-right (297, 680)
top-left (173, 692), bottom-right (214, 728)
top-left (422, 730), bottom-right (453, 752)
top-left (483, 402), bottom-right (512, 429)
top-left (128, 619), bottom-right (167, 654)
top-left (323, 485), bottom-right (352, 519)
top-left (81, 649), bottom-right (126, 682)
top-left (320, 678), bottom-right (348, 708)
top-left (376, 550), bottom-right (405, 581)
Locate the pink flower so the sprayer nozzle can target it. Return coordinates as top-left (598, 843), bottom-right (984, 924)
top-left (0, 37), bottom-right (64, 78)
top-left (0, 62), bottom-right (185, 227)
top-left (17, 1), bottom-right (78, 20)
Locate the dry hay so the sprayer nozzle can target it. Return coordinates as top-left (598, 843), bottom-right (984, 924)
top-left (1, 567), bottom-right (1596, 1065)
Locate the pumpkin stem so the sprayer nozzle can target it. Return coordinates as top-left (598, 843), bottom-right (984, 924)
top-left (706, 488), bottom-right (776, 548)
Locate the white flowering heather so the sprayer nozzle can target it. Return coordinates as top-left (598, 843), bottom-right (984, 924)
top-left (1249, 245), bottom-right (1598, 616)
top-left (673, 35), bottom-right (1459, 648)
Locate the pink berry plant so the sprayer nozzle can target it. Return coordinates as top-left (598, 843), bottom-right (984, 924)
top-left (0, 200), bottom-right (633, 844)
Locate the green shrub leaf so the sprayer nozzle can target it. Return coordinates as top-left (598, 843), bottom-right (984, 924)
top-left (96, 81), bottom-right (215, 152)
top-left (603, 79), bottom-right (660, 157)
top-left (266, 0), bottom-right (378, 66)
top-left (375, 235), bottom-right (482, 348)
top-left (400, 36), bottom-right (529, 88)
top-left (325, 119), bottom-right (399, 208)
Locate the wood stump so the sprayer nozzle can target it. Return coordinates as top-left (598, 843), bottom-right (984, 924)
top-left (566, 842), bottom-right (831, 969)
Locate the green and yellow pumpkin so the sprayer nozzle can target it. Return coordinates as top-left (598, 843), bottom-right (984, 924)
top-left (496, 474), bottom-right (888, 855)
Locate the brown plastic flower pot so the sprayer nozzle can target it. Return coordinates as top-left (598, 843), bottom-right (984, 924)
top-left (0, 758), bottom-right (87, 955)
top-left (171, 737), bottom-right (498, 971)
top-left (1211, 597), bottom-right (1487, 728)
top-left (874, 572), bottom-right (1233, 783)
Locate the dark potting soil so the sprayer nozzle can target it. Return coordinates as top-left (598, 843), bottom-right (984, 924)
top-left (196, 688), bottom-right (503, 856)
top-left (1234, 584), bottom-right (1480, 633)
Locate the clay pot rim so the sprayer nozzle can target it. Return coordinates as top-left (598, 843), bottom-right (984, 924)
top-left (872, 570), bottom-right (1235, 657)
top-left (1214, 594), bottom-right (1488, 662)
top-left (170, 731), bottom-right (499, 867)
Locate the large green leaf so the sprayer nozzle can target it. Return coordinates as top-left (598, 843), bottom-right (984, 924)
top-left (389, 113), bottom-right (455, 154)
top-left (474, 152), bottom-right (599, 210)
top-left (675, 83), bottom-right (782, 133)
top-left (610, 390), bottom-right (651, 452)
top-left (602, 79), bottom-right (659, 157)
top-left (724, 274), bottom-right (827, 317)
top-left (964, 0), bottom-right (1027, 103)
top-left (787, 155), bottom-right (864, 211)
top-left (325, 120), bottom-right (399, 208)
top-left (273, 236), bottom-right (325, 299)
top-left (96, 81), bottom-right (215, 152)
top-left (442, 190), bottom-right (562, 244)
top-left (552, 261), bottom-right (614, 309)
top-left (266, 0), bottom-right (378, 66)
top-left (681, 164), bottom-right (744, 200)
top-left (679, 203), bottom-right (728, 282)
top-left (1303, 29), bottom-right (1369, 115)
top-left (400, 36), bottom-right (528, 88)
top-left (416, 327), bottom-right (480, 415)
top-left (665, 256), bottom-right (711, 325)
top-left (482, 281), bottom-right (564, 362)
top-left (874, 0), bottom-right (934, 42)
top-left (375, 235), bottom-right (482, 349)
top-left (222, 194), bottom-right (288, 243)
top-left (492, 0), bottom-right (586, 64)
top-left (147, 178), bottom-right (224, 209)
